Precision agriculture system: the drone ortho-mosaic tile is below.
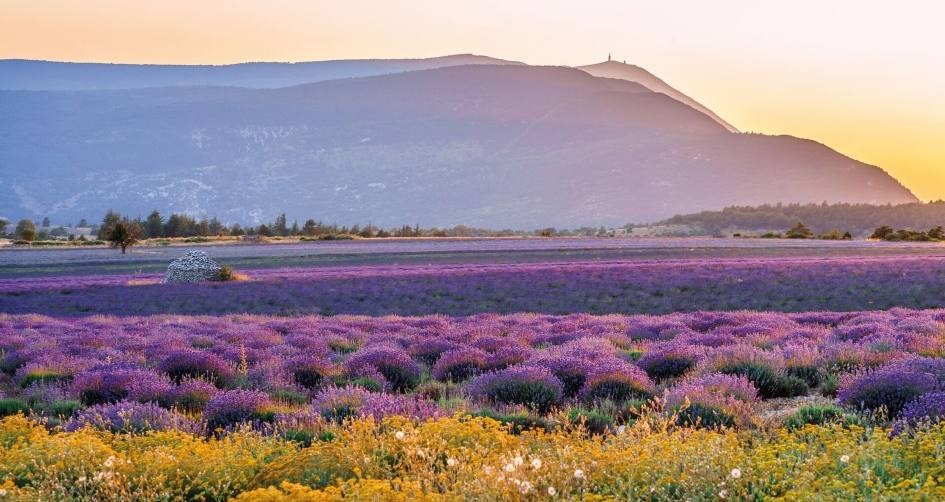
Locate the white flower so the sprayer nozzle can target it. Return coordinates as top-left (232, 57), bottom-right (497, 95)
top-left (531, 458), bottom-right (542, 469)
top-left (364, 456), bottom-right (371, 464)
top-left (719, 489), bottom-right (728, 499)
top-left (730, 468), bottom-right (741, 479)
top-left (0, 489), bottom-right (7, 496)
top-left (104, 456), bottom-right (115, 468)
top-left (447, 458), bottom-right (457, 467)
top-left (547, 486), bottom-right (557, 496)
top-left (484, 466), bottom-right (492, 475)
top-left (505, 463), bottom-right (516, 473)
top-left (416, 449), bottom-right (426, 459)
top-left (513, 456), bottom-right (524, 467)
top-left (840, 455), bottom-right (850, 463)
top-left (521, 481), bottom-right (532, 493)
top-left (395, 431), bottom-right (405, 440)
top-left (574, 469), bottom-right (585, 479)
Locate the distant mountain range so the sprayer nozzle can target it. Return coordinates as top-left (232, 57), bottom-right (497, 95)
top-left (0, 55), bottom-right (917, 228)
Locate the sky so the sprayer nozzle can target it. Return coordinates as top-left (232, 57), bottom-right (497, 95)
top-left (2, 0), bottom-right (943, 201)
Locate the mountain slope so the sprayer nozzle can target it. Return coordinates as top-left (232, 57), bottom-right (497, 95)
top-left (0, 54), bottom-right (523, 91)
top-left (578, 60), bottom-right (739, 133)
top-left (0, 64), bottom-right (916, 227)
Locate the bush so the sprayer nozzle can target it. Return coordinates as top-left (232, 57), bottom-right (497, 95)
top-left (217, 266), bottom-right (236, 281)
top-left (65, 401), bottom-right (201, 434)
top-left (896, 391), bottom-right (945, 433)
top-left (70, 365), bottom-right (171, 406)
top-left (284, 356), bottom-right (336, 390)
top-left (468, 365), bottom-right (563, 413)
top-left (0, 398), bottom-right (29, 417)
top-left (165, 377), bottom-right (222, 412)
top-left (636, 341), bottom-right (704, 381)
top-left (783, 404), bottom-right (847, 430)
top-left (159, 349), bottom-right (235, 388)
top-left (703, 344), bottom-right (805, 399)
top-left (204, 390), bottom-right (273, 431)
top-left (666, 373), bottom-right (759, 429)
top-left (533, 354), bottom-right (591, 398)
top-left (431, 347), bottom-right (489, 382)
top-left (838, 357), bottom-right (945, 416)
top-left (344, 345), bottom-right (421, 392)
top-left (578, 358), bottom-right (656, 403)
top-left (312, 386), bottom-right (370, 423)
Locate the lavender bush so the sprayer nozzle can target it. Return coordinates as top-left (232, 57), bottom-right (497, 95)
top-left (66, 401), bottom-right (202, 434)
top-left (468, 365), bottom-right (563, 413)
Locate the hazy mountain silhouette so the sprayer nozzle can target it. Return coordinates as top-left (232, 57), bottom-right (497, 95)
top-left (0, 54), bottom-right (522, 91)
top-left (578, 60), bottom-right (738, 133)
top-left (0, 61), bottom-right (916, 228)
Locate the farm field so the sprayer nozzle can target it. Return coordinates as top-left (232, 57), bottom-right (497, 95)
top-left (3, 238), bottom-right (945, 500)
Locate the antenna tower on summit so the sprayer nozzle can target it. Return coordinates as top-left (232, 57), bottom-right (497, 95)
top-left (608, 53), bottom-right (611, 62)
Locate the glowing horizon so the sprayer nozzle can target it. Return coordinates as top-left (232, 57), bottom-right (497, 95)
top-left (2, 0), bottom-right (942, 201)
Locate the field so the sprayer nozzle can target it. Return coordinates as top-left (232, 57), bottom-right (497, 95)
top-left (3, 237), bottom-right (945, 501)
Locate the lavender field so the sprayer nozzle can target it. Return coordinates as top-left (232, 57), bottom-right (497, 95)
top-left (2, 255), bottom-right (945, 317)
top-left (4, 238), bottom-right (945, 500)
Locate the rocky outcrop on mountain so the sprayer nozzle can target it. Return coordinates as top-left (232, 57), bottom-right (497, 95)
top-left (164, 251), bottom-right (221, 284)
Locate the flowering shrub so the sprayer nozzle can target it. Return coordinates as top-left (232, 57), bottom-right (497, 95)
top-left (431, 347), bottom-right (489, 382)
top-left (312, 385), bottom-right (370, 422)
top-left (468, 365), bottom-right (563, 413)
top-left (345, 345), bottom-right (421, 392)
top-left (165, 376), bottom-right (222, 412)
top-left (838, 357), bottom-right (945, 416)
top-left (204, 390), bottom-right (274, 431)
top-left (578, 358), bottom-right (656, 404)
top-left (284, 356), bottom-right (337, 390)
top-left (701, 344), bottom-right (805, 399)
top-left (70, 365), bottom-right (171, 406)
top-left (66, 401), bottom-right (201, 434)
top-left (636, 340), bottom-right (704, 381)
top-left (896, 391), bottom-right (945, 432)
top-left (159, 349), bottom-right (235, 388)
top-left (667, 373), bottom-right (759, 429)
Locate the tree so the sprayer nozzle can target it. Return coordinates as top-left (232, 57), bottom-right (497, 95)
top-left (302, 219), bottom-right (318, 236)
top-left (145, 210), bottom-right (165, 238)
top-left (870, 225), bottom-right (895, 240)
top-left (15, 219), bottom-right (36, 242)
top-left (98, 210), bottom-right (121, 238)
top-left (41, 217), bottom-right (50, 227)
top-left (106, 220), bottom-right (143, 253)
top-left (785, 222), bottom-right (813, 239)
top-left (929, 226), bottom-right (945, 241)
top-left (78, 218), bottom-right (89, 228)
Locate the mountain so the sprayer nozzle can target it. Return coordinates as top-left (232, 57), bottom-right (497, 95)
top-left (0, 55), bottom-right (522, 91)
top-left (0, 61), bottom-right (917, 228)
top-left (578, 60), bottom-right (738, 133)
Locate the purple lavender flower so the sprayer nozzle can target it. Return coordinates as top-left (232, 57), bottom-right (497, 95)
top-left (284, 356), bottom-right (337, 390)
top-left (837, 357), bottom-right (945, 416)
top-left (432, 347), bottom-right (489, 382)
top-left (167, 377), bottom-right (222, 412)
top-left (666, 373), bottom-right (759, 429)
top-left (896, 391), bottom-right (945, 433)
top-left (70, 365), bottom-right (171, 406)
top-left (159, 349), bottom-right (235, 388)
top-left (344, 345), bottom-right (421, 392)
top-left (578, 358), bottom-right (656, 403)
top-left (468, 365), bottom-right (563, 413)
top-left (204, 390), bottom-right (273, 431)
top-left (66, 401), bottom-right (201, 434)
top-left (636, 340), bottom-right (705, 381)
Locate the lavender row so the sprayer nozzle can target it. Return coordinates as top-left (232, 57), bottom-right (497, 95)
top-left (3, 308), bottom-right (945, 433)
top-left (3, 256), bottom-right (945, 316)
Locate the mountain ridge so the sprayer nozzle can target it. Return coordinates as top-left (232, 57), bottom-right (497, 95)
top-left (0, 59), bottom-right (917, 227)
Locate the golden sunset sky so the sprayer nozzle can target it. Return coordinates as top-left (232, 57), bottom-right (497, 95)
top-left (2, 0), bottom-right (942, 201)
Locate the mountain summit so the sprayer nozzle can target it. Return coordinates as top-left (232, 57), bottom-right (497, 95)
top-left (0, 57), bottom-right (916, 227)
top-left (578, 60), bottom-right (738, 133)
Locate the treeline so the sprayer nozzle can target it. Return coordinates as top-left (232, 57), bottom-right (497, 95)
top-left (93, 210), bottom-right (602, 240)
top-left (653, 201), bottom-right (945, 236)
